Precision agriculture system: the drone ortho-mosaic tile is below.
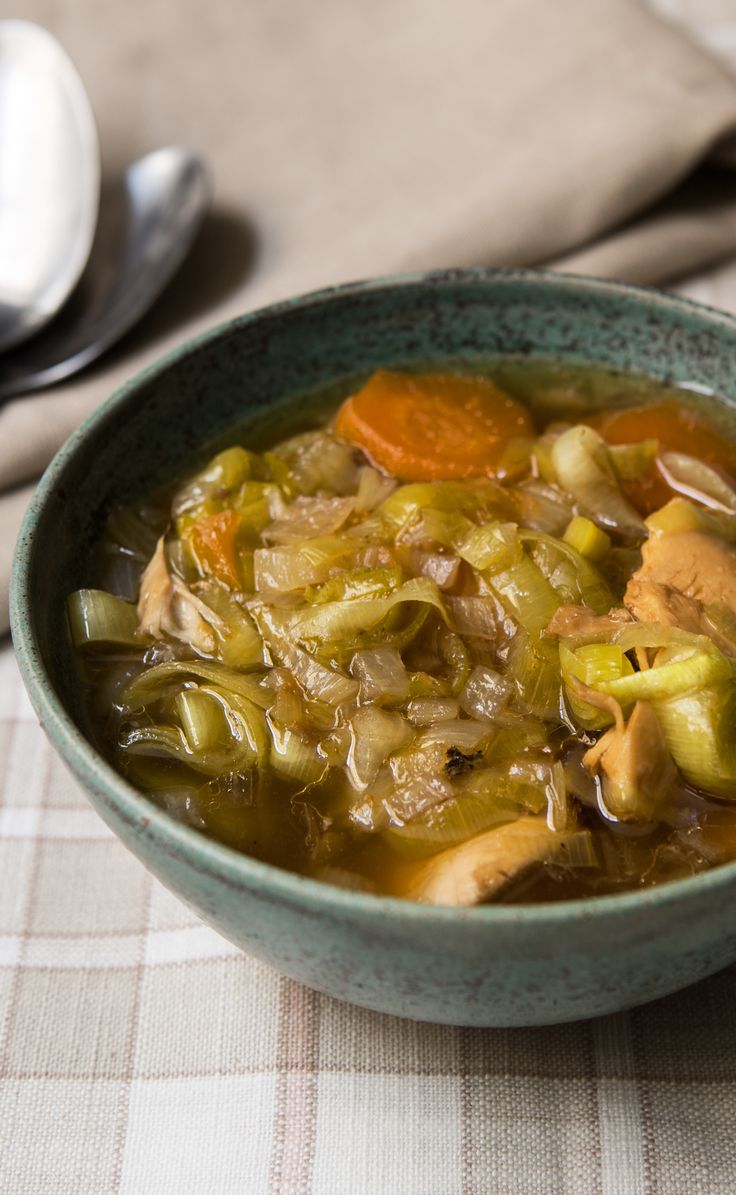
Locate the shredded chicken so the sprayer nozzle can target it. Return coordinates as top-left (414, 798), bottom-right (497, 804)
top-left (547, 604), bottom-right (631, 641)
top-left (137, 537), bottom-right (223, 654)
top-left (631, 531), bottom-right (736, 613)
top-left (624, 576), bottom-right (736, 657)
top-left (407, 817), bottom-right (564, 906)
top-left (583, 700), bottom-right (678, 821)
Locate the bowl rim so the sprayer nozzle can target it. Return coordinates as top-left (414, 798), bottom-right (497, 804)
top-left (13, 263), bottom-right (736, 928)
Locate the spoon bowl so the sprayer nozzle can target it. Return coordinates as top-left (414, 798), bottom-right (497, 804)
top-left (0, 148), bottom-right (210, 401)
top-left (0, 21), bottom-right (99, 352)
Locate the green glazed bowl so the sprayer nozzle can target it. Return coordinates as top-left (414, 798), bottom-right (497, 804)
top-left (12, 268), bottom-right (736, 1027)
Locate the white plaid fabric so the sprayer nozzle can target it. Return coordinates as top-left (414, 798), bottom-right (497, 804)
top-left (3, 623), bottom-right (736, 1195)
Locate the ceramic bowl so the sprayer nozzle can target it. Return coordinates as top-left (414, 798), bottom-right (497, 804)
top-left (12, 268), bottom-right (736, 1027)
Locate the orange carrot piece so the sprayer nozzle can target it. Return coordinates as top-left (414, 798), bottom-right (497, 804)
top-left (188, 509), bottom-right (242, 587)
top-left (588, 400), bottom-right (736, 514)
top-left (334, 370), bottom-right (533, 481)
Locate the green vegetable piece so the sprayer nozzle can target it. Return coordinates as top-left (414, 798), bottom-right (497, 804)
top-left (563, 515), bottom-right (611, 562)
top-left (67, 589), bottom-right (140, 649)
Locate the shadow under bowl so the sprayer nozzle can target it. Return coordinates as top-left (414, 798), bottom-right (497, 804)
top-left (12, 267), bottom-right (736, 1027)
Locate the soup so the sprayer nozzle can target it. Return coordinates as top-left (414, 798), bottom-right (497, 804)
top-left (67, 362), bottom-right (736, 905)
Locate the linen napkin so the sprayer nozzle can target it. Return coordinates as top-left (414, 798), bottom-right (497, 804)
top-left (5, 0), bottom-right (736, 634)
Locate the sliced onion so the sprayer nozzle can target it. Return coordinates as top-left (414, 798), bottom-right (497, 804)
top-left (253, 537), bottom-right (352, 592)
top-left (418, 719), bottom-right (492, 752)
top-left (459, 666), bottom-right (511, 721)
top-left (262, 496), bottom-right (356, 545)
top-left (354, 466), bottom-right (397, 512)
top-left (403, 549), bottom-right (460, 590)
top-left (406, 697), bottom-right (460, 726)
top-left (657, 452), bottom-right (736, 514)
top-left (346, 706), bottom-right (414, 789)
top-left (444, 595), bottom-right (501, 641)
top-left (350, 647), bottom-right (410, 703)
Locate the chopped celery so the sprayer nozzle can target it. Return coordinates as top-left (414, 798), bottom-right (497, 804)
top-left (563, 515), bottom-right (611, 562)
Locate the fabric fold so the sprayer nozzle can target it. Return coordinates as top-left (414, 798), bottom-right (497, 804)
top-left (6, 0), bottom-right (736, 634)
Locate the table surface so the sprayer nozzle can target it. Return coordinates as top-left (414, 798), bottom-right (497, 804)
top-left (5, 1), bottom-right (736, 1193)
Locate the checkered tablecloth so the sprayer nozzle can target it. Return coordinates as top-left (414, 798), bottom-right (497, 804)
top-left (3, 497), bottom-right (736, 1195)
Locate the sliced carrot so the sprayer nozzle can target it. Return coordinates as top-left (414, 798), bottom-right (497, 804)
top-left (588, 400), bottom-right (736, 514)
top-left (334, 370), bottom-right (533, 481)
top-left (188, 509), bottom-right (242, 587)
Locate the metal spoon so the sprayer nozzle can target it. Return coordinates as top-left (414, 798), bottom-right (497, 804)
top-left (0, 148), bottom-right (210, 401)
top-left (0, 20), bottom-right (100, 352)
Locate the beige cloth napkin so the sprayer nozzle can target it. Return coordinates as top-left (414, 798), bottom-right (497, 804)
top-left (5, 0), bottom-right (736, 630)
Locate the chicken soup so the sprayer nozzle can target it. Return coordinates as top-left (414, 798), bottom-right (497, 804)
top-left (67, 363), bottom-right (736, 905)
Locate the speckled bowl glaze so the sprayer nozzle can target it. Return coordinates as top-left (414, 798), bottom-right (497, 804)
top-left (13, 268), bottom-right (736, 1027)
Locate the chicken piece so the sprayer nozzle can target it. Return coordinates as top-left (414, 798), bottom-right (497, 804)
top-left (624, 577), bottom-right (736, 657)
top-left (546, 604), bottom-right (631, 641)
top-left (407, 817), bottom-right (564, 907)
top-left (583, 700), bottom-right (677, 821)
top-left (137, 537), bottom-right (222, 654)
top-left (631, 530), bottom-right (736, 614)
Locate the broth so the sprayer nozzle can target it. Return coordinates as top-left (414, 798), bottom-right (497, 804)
top-left (68, 361), bottom-right (736, 905)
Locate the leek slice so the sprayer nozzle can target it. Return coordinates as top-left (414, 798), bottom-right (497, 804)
top-left (249, 603), bottom-right (359, 706)
top-left (551, 424), bottom-right (645, 536)
top-left (67, 589), bottom-right (140, 649)
top-left (522, 529), bottom-right (613, 613)
top-left (382, 796), bottom-right (515, 859)
top-left (173, 688), bottom-right (227, 752)
top-left (456, 522), bottom-right (517, 571)
top-left (599, 646), bottom-right (732, 705)
top-left (346, 706), bottom-right (414, 789)
top-left (122, 686), bottom-right (268, 776)
top-left (380, 479), bottom-right (511, 529)
top-left (173, 446), bottom-right (255, 531)
top-left (280, 577), bottom-right (447, 646)
top-left (268, 719), bottom-right (326, 785)
top-left (196, 585), bottom-right (265, 669)
top-left (654, 682), bottom-right (736, 797)
top-left (120, 660), bottom-right (272, 711)
top-left (253, 536), bottom-right (353, 592)
top-left (507, 631), bottom-right (562, 720)
top-left (560, 642), bottom-right (633, 729)
top-left (306, 565), bottom-right (403, 605)
top-left (489, 554), bottom-right (561, 634)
